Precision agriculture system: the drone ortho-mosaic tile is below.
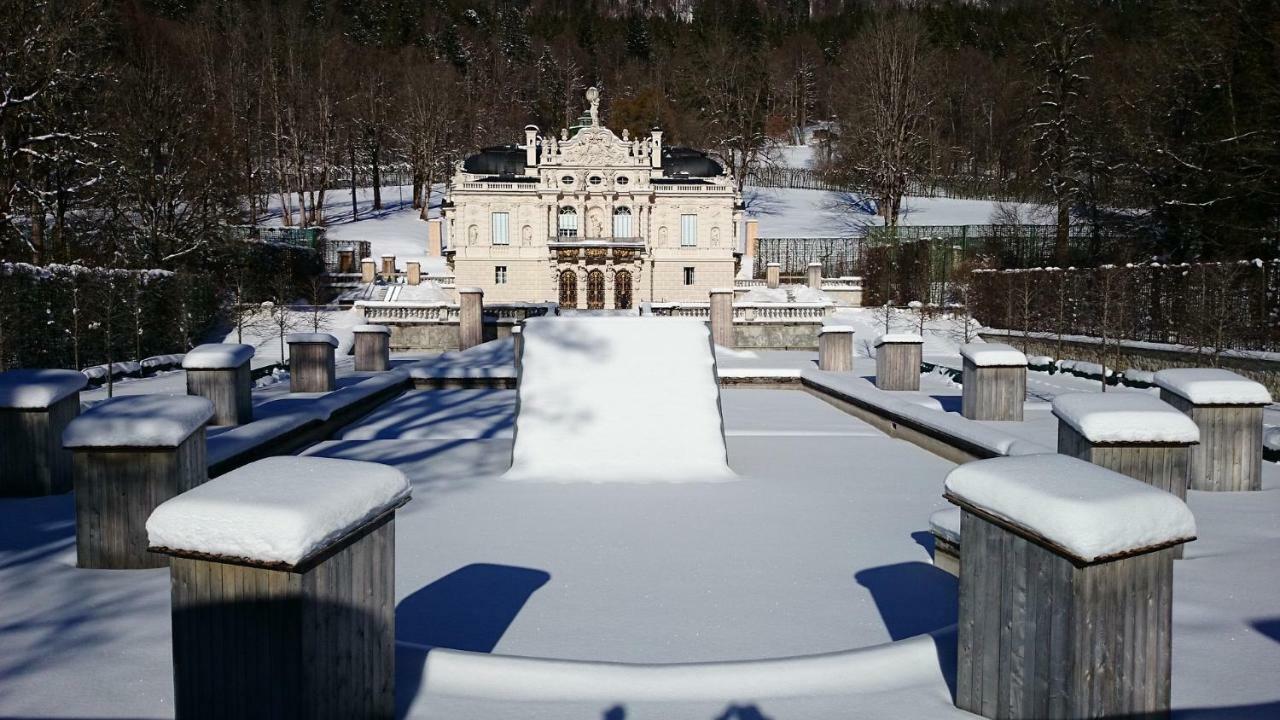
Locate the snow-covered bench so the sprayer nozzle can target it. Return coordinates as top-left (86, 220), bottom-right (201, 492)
top-left (0, 369), bottom-right (87, 496)
top-left (874, 333), bottom-right (922, 390)
top-left (287, 333), bottom-right (338, 392)
top-left (63, 394), bottom-right (213, 569)
top-left (147, 456), bottom-right (410, 718)
top-left (1156, 368), bottom-right (1272, 492)
top-left (184, 343), bottom-right (255, 426)
top-left (945, 454), bottom-right (1195, 719)
top-left (960, 343), bottom-right (1027, 421)
top-left (352, 324), bottom-right (391, 372)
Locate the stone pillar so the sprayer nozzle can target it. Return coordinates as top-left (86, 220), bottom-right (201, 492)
top-left (360, 258), bottom-right (377, 284)
top-left (874, 334), bottom-right (924, 391)
top-left (1155, 368), bottom-right (1271, 492)
top-left (64, 394), bottom-right (213, 569)
top-left (183, 344), bottom-right (255, 426)
top-left (766, 262), bottom-right (781, 289)
top-left (459, 287), bottom-right (484, 350)
top-left (337, 249), bottom-right (355, 274)
top-left (428, 218), bottom-right (444, 256)
top-left (709, 289), bottom-right (735, 348)
top-left (0, 369), bottom-right (87, 496)
top-left (744, 219), bottom-right (759, 258)
top-left (960, 343), bottom-right (1027, 421)
top-left (380, 254), bottom-right (396, 280)
top-left (946, 455), bottom-right (1194, 720)
top-left (286, 333), bottom-right (338, 392)
top-left (806, 262), bottom-right (823, 290)
top-left (406, 261), bottom-right (421, 286)
top-left (1053, 392), bottom-right (1199, 558)
top-left (352, 325), bottom-right (391, 372)
top-left (148, 456), bottom-right (409, 720)
top-left (817, 325), bottom-right (853, 372)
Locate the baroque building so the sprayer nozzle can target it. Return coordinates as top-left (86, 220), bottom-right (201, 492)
top-left (442, 88), bottom-right (742, 309)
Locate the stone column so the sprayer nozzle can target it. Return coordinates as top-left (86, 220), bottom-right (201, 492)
top-left (148, 456), bottom-right (409, 720)
top-left (360, 258), bottom-right (377, 284)
top-left (818, 325), bottom-right (853, 372)
top-left (946, 454), bottom-right (1194, 719)
top-left (406, 261), bottom-right (421, 285)
top-left (64, 394), bottom-right (212, 569)
top-left (459, 287), bottom-right (484, 350)
top-left (0, 369), bottom-right (87, 496)
top-left (287, 333), bottom-right (338, 392)
top-left (1155, 368), bottom-right (1270, 492)
top-left (744, 219), bottom-right (759, 258)
top-left (766, 262), bottom-right (781, 289)
top-left (709, 289), bottom-right (735, 348)
top-left (380, 254), bottom-right (396, 280)
top-left (807, 262), bottom-right (823, 290)
top-left (427, 218), bottom-right (444, 256)
top-left (183, 343), bottom-right (255, 426)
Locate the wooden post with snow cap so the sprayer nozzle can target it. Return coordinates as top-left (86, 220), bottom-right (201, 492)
top-left (818, 325), bottom-right (853, 372)
top-left (766, 262), bottom-right (781, 289)
top-left (511, 325), bottom-right (523, 375)
top-left (960, 343), bottom-right (1027, 421)
top-left (406, 260), bottom-right (421, 285)
top-left (709, 288), bottom-right (735, 348)
top-left (1155, 368), bottom-right (1271, 492)
top-left (380, 254), bottom-right (396, 280)
top-left (183, 343), bottom-right (254, 426)
top-left (806, 261), bottom-right (822, 289)
top-left (0, 369), bottom-right (87, 496)
top-left (352, 325), bottom-right (391, 372)
top-left (360, 258), bottom-right (376, 284)
top-left (458, 287), bottom-right (484, 350)
top-left (946, 454), bottom-right (1195, 719)
top-left (1053, 392), bottom-right (1200, 558)
top-left (287, 333), bottom-right (338, 392)
top-left (63, 395), bottom-right (212, 569)
top-left (147, 456), bottom-right (410, 720)
top-left (874, 333), bottom-right (923, 391)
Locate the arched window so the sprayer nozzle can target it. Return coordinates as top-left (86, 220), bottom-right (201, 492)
top-left (558, 207), bottom-right (578, 237)
top-left (612, 206), bottom-right (632, 238)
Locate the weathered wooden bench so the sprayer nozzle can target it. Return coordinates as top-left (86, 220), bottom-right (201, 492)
top-left (0, 369), bottom-right (87, 496)
top-left (183, 343), bottom-right (254, 425)
top-left (352, 324), bottom-right (391, 372)
top-left (1155, 368), bottom-right (1271, 492)
top-left (945, 454), bottom-right (1195, 719)
top-left (874, 333), bottom-right (923, 390)
top-left (960, 343), bottom-right (1027, 421)
top-left (63, 394), bottom-right (213, 569)
top-left (287, 333), bottom-right (338, 393)
top-left (147, 456), bottom-right (411, 720)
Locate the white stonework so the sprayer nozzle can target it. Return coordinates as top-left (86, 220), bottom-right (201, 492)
top-left (442, 88), bottom-right (742, 309)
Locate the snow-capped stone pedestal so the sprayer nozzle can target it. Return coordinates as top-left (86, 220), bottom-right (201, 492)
top-left (766, 262), bottom-right (780, 289)
top-left (287, 333), bottom-right (338, 393)
top-left (806, 261), bottom-right (822, 290)
top-left (146, 457), bottom-right (410, 720)
top-left (928, 506), bottom-right (961, 577)
top-left (960, 343), bottom-right (1027, 421)
top-left (406, 260), bottom-right (421, 285)
top-left (183, 343), bottom-right (254, 426)
top-left (380, 253), bottom-right (396, 280)
top-left (818, 325), bottom-right (853, 372)
top-left (709, 288), bottom-right (734, 348)
top-left (1053, 392), bottom-right (1200, 559)
top-left (63, 395), bottom-right (213, 569)
top-left (360, 258), bottom-right (376, 284)
top-left (1155, 368), bottom-right (1271, 492)
top-left (458, 287), bottom-right (484, 350)
top-left (945, 455), bottom-right (1195, 720)
top-left (875, 333), bottom-right (923, 391)
top-left (352, 325), bottom-right (391, 372)
top-left (0, 369), bottom-right (87, 496)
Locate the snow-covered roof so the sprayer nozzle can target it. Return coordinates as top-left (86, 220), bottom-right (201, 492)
top-left (944, 455), bottom-right (1196, 563)
top-left (1052, 392), bottom-right (1199, 444)
top-left (182, 343), bottom-right (254, 370)
top-left (146, 456), bottom-right (410, 567)
top-left (63, 395), bottom-right (213, 449)
top-left (929, 507), bottom-right (961, 544)
top-left (875, 333), bottom-right (923, 346)
top-left (1154, 368), bottom-right (1272, 405)
top-left (286, 333), bottom-right (338, 347)
top-left (0, 369), bottom-right (87, 409)
top-left (352, 324), bottom-right (391, 335)
top-left (959, 343), bottom-right (1027, 367)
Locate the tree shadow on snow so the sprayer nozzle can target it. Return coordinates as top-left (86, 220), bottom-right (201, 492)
top-left (395, 563), bottom-right (550, 717)
top-left (0, 494), bottom-right (76, 570)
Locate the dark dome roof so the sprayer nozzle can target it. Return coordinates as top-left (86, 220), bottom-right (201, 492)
top-left (463, 145), bottom-right (534, 175)
top-left (662, 146), bottom-right (723, 177)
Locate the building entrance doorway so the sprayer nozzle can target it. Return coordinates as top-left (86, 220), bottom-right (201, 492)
top-left (614, 270), bottom-right (633, 310)
top-left (559, 269), bottom-right (578, 309)
top-left (586, 270), bottom-right (605, 310)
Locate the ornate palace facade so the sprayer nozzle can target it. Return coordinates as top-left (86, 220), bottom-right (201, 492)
top-left (442, 88), bottom-right (742, 309)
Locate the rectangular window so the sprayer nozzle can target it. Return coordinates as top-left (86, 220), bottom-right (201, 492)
top-left (680, 214), bottom-right (697, 246)
top-left (683, 267), bottom-right (695, 286)
top-left (558, 208), bottom-right (578, 237)
top-left (495, 266), bottom-right (508, 284)
top-left (613, 210), bottom-right (632, 238)
top-left (491, 212), bottom-right (509, 245)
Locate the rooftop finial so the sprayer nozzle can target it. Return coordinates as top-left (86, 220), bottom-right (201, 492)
top-left (586, 86), bottom-right (600, 127)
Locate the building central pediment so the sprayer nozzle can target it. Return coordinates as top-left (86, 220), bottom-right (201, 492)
top-left (556, 126), bottom-right (632, 167)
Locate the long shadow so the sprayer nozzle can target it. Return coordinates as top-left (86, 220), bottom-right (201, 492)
top-left (1251, 617), bottom-right (1280, 645)
top-left (855, 560), bottom-right (959, 700)
top-left (931, 394), bottom-right (963, 413)
top-left (395, 563), bottom-right (550, 717)
top-left (910, 530), bottom-right (934, 558)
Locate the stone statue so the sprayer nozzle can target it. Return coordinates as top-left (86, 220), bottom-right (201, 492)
top-left (586, 87), bottom-right (600, 126)
top-left (621, 128), bottom-right (630, 141)
top-left (560, 128), bottom-right (568, 141)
